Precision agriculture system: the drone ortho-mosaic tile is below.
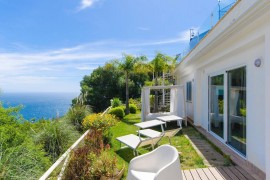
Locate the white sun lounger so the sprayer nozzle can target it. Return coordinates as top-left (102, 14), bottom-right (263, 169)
top-left (116, 134), bottom-right (164, 156)
top-left (138, 128), bottom-right (182, 145)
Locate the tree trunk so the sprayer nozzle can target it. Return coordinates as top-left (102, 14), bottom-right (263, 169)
top-left (125, 72), bottom-right (130, 115)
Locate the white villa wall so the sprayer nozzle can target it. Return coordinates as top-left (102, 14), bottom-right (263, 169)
top-left (175, 0), bottom-right (270, 174)
top-left (264, 28), bottom-right (270, 180)
top-left (176, 74), bottom-right (194, 120)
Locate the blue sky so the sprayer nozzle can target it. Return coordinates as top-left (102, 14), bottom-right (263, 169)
top-left (0, 0), bottom-right (218, 93)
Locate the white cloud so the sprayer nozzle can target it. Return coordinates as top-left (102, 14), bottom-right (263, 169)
top-left (0, 34), bottom-right (189, 92)
top-left (137, 27), bottom-right (150, 31)
top-left (128, 29), bottom-right (192, 47)
top-left (78, 0), bottom-right (99, 11)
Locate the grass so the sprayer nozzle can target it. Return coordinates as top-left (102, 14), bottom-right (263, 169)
top-left (108, 112), bottom-right (206, 178)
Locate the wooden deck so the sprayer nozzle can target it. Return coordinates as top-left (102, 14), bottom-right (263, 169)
top-left (182, 166), bottom-right (256, 180)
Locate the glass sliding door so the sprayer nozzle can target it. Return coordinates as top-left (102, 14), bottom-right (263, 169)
top-left (209, 74), bottom-right (224, 139)
top-left (227, 67), bottom-right (246, 156)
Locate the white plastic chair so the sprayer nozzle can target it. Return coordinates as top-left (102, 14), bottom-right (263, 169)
top-left (127, 145), bottom-right (183, 180)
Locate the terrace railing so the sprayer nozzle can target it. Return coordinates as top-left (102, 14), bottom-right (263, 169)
top-left (177, 0), bottom-right (238, 62)
top-left (39, 106), bottom-right (112, 180)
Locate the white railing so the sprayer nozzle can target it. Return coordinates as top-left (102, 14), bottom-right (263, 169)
top-left (39, 106), bottom-right (112, 180)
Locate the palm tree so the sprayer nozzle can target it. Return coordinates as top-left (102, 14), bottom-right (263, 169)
top-left (150, 53), bottom-right (176, 112)
top-left (119, 54), bottom-right (147, 115)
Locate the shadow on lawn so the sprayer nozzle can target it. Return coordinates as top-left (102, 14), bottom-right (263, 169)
top-left (115, 148), bottom-right (134, 162)
top-left (121, 116), bottom-right (141, 125)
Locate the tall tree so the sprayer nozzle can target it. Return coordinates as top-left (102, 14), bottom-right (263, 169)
top-left (118, 54), bottom-right (147, 115)
top-left (80, 62), bottom-right (125, 112)
top-left (150, 53), bottom-right (176, 112)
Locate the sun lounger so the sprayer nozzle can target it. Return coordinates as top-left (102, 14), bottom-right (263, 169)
top-left (116, 134), bottom-right (164, 156)
top-left (138, 128), bottom-right (182, 145)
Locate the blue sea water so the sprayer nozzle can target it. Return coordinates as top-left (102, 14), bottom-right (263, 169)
top-left (0, 92), bottom-right (78, 120)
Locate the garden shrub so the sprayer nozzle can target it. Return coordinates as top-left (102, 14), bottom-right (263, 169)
top-left (93, 149), bottom-right (119, 178)
top-left (84, 129), bottom-right (104, 155)
top-left (64, 117), bottom-right (117, 180)
top-left (0, 104), bottom-right (24, 125)
top-left (0, 103), bottom-right (83, 179)
top-left (64, 140), bottom-right (116, 179)
top-left (108, 107), bottom-right (125, 119)
top-left (0, 124), bottom-right (26, 150)
top-left (36, 121), bottom-right (70, 161)
top-left (82, 113), bottom-right (117, 131)
top-left (0, 141), bottom-right (50, 179)
top-left (111, 98), bottom-right (122, 108)
top-left (63, 146), bottom-right (95, 180)
top-left (129, 104), bottom-right (137, 114)
top-left (0, 104), bottom-right (51, 179)
top-left (67, 105), bottom-right (91, 132)
top-left (119, 105), bottom-right (126, 112)
top-left (83, 113), bottom-right (117, 150)
top-left (129, 98), bottom-right (141, 110)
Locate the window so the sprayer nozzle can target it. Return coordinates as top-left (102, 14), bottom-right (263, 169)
top-left (186, 81), bottom-right (192, 102)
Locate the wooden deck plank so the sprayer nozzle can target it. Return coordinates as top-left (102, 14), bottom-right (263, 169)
top-left (184, 170), bottom-right (194, 180)
top-left (202, 168), bottom-right (216, 180)
top-left (181, 165), bottom-right (260, 180)
top-left (196, 169), bottom-right (209, 180)
top-left (208, 167), bottom-right (225, 180)
top-left (221, 167), bottom-right (239, 180)
top-left (228, 166), bottom-right (247, 180)
top-left (182, 171), bottom-right (187, 180)
top-left (214, 167), bottom-right (233, 180)
top-left (190, 169), bottom-right (201, 180)
top-left (235, 166), bottom-right (256, 180)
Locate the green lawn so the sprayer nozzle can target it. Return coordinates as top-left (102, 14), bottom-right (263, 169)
top-left (108, 112), bottom-right (206, 178)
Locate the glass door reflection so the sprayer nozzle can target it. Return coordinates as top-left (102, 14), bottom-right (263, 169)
top-left (209, 74), bottom-right (224, 139)
top-left (227, 67), bottom-right (246, 156)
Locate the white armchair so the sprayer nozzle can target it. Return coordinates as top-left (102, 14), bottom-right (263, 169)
top-left (127, 145), bottom-right (183, 180)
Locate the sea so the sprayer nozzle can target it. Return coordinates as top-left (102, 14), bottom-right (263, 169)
top-left (0, 92), bottom-right (78, 121)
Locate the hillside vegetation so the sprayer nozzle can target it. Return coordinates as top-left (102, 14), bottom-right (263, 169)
top-left (0, 103), bottom-right (82, 179)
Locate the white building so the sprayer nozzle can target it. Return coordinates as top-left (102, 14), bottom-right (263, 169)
top-left (174, 0), bottom-right (270, 179)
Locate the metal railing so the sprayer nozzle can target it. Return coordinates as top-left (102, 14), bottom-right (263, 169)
top-left (177, 0), bottom-right (238, 62)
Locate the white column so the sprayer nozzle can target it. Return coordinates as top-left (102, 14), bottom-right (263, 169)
top-left (265, 32), bottom-right (270, 180)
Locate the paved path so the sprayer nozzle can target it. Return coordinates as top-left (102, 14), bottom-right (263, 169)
top-left (183, 128), bottom-right (229, 167)
top-left (186, 135), bottom-right (228, 167)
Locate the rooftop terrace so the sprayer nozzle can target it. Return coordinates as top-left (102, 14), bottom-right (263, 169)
top-left (177, 0), bottom-right (238, 62)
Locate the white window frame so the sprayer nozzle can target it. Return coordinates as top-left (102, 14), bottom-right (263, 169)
top-left (186, 81), bottom-right (192, 102)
